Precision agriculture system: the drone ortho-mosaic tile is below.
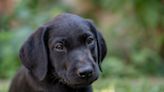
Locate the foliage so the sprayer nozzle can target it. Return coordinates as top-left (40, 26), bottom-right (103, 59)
top-left (0, 30), bottom-right (31, 78)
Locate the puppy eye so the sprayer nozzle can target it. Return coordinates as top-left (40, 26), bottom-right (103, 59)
top-left (54, 43), bottom-right (65, 51)
top-left (86, 37), bottom-right (95, 45)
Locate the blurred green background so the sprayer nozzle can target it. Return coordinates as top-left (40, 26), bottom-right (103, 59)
top-left (0, 0), bottom-right (164, 92)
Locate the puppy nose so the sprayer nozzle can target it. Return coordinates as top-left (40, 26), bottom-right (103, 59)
top-left (77, 66), bottom-right (93, 78)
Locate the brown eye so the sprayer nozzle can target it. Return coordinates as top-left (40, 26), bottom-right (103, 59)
top-left (55, 43), bottom-right (64, 51)
top-left (86, 37), bottom-right (95, 45)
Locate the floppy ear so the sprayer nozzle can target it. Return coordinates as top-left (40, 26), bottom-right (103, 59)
top-left (86, 20), bottom-right (107, 71)
top-left (19, 26), bottom-right (49, 81)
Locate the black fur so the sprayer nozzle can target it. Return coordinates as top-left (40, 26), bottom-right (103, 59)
top-left (9, 13), bottom-right (107, 92)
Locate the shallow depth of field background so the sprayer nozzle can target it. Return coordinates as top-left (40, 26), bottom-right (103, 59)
top-left (0, 0), bottom-right (164, 92)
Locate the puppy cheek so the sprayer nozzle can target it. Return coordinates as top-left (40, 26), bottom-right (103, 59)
top-left (90, 47), bottom-right (97, 61)
top-left (95, 65), bottom-right (100, 75)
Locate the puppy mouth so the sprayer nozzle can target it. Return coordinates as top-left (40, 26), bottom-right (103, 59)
top-left (71, 83), bottom-right (93, 88)
top-left (63, 80), bottom-right (94, 88)
top-left (52, 70), bottom-right (99, 88)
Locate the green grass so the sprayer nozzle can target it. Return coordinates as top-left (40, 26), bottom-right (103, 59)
top-left (0, 77), bottom-right (164, 92)
top-left (0, 80), bottom-right (10, 92)
top-left (93, 77), bottom-right (164, 92)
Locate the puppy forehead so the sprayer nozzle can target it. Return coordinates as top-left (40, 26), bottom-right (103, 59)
top-left (49, 27), bottom-right (92, 41)
top-left (48, 13), bottom-right (92, 38)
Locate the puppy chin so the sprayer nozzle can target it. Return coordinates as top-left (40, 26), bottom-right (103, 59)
top-left (66, 76), bottom-right (98, 88)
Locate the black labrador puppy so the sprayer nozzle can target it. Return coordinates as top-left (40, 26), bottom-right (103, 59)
top-left (9, 13), bottom-right (107, 92)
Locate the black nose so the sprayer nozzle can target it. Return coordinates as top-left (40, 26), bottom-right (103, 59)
top-left (77, 66), bottom-right (93, 78)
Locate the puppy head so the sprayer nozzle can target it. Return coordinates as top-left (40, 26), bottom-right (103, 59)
top-left (19, 13), bottom-right (107, 87)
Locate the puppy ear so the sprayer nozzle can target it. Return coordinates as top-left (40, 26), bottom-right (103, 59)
top-left (86, 20), bottom-right (107, 71)
top-left (19, 26), bottom-right (49, 81)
